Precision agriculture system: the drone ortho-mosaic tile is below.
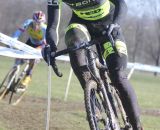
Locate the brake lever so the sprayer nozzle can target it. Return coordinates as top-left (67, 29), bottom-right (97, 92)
top-left (50, 52), bottom-right (63, 77)
top-left (51, 60), bottom-right (63, 77)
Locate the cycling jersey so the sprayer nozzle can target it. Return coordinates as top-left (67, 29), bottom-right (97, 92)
top-left (47, 0), bottom-right (127, 50)
top-left (12, 19), bottom-right (47, 45)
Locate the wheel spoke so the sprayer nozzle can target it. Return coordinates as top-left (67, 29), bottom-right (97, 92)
top-left (90, 88), bottom-right (108, 130)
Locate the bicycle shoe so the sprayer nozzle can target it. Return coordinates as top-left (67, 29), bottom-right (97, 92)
top-left (16, 76), bottom-right (31, 92)
top-left (21, 75), bottom-right (31, 86)
top-left (16, 85), bottom-right (26, 93)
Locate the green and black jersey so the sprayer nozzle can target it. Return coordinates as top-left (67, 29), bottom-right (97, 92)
top-left (63, 0), bottom-right (110, 21)
top-left (46, 0), bottom-right (127, 50)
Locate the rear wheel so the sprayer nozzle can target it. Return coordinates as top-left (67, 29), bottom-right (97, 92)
top-left (84, 80), bottom-right (111, 130)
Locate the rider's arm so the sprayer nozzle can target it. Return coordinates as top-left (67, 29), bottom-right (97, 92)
top-left (12, 19), bottom-right (32, 40)
top-left (46, 0), bottom-right (61, 52)
top-left (110, 0), bottom-right (127, 24)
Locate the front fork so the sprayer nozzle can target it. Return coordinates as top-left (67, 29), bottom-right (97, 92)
top-left (87, 49), bottom-right (120, 130)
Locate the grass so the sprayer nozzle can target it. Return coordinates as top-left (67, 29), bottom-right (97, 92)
top-left (0, 56), bottom-right (160, 130)
top-left (131, 72), bottom-right (160, 109)
top-left (51, 111), bottom-right (90, 130)
top-left (141, 115), bottom-right (160, 130)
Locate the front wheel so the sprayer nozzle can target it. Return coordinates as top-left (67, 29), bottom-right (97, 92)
top-left (9, 63), bottom-right (29, 105)
top-left (0, 66), bottom-right (18, 100)
top-left (84, 80), bottom-right (111, 130)
top-left (109, 85), bottom-right (132, 130)
top-left (9, 75), bottom-right (28, 106)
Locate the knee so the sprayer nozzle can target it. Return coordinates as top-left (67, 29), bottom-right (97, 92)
top-left (65, 23), bottom-right (91, 47)
top-left (65, 23), bottom-right (91, 66)
top-left (103, 40), bottom-right (127, 60)
top-left (115, 40), bottom-right (128, 56)
top-left (109, 70), bottom-right (127, 84)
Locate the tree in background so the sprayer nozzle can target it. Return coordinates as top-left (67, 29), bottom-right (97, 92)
top-left (147, 0), bottom-right (160, 75)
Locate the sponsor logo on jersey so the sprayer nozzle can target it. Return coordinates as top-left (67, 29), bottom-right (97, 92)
top-left (48, 0), bottom-right (59, 6)
top-left (75, 0), bottom-right (96, 7)
top-left (66, 0), bottom-right (97, 7)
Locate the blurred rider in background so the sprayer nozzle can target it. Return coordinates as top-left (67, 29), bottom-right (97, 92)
top-left (12, 10), bottom-right (46, 92)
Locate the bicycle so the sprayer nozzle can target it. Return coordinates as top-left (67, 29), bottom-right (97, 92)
top-left (47, 34), bottom-right (133, 130)
top-left (0, 60), bottom-right (30, 105)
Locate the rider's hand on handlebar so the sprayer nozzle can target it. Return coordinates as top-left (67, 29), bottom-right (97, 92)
top-left (41, 44), bottom-right (63, 77)
top-left (41, 44), bottom-right (56, 66)
top-left (107, 23), bottom-right (120, 36)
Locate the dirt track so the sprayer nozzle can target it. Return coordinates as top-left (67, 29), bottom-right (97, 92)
top-left (0, 96), bottom-right (86, 130)
top-left (0, 96), bottom-right (159, 130)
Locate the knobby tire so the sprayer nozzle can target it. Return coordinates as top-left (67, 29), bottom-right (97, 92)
top-left (0, 67), bottom-right (18, 100)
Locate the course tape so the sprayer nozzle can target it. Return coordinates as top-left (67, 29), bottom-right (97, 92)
top-left (0, 32), bottom-right (160, 73)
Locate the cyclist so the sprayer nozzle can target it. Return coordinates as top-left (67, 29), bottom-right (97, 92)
top-left (12, 11), bottom-right (46, 92)
top-left (43, 0), bottom-right (143, 129)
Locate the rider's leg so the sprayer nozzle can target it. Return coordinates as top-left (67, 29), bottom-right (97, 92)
top-left (65, 23), bottom-right (93, 88)
top-left (104, 29), bottom-right (143, 130)
top-left (20, 39), bottom-right (39, 87)
top-left (13, 58), bottom-right (24, 70)
top-left (24, 38), bottom-right (41, 77)
top-left (20, 59), bottom-right (35, 87)
top-left (26, 59), bottom-right (35, 76)
top-left (108, 54), bottom-right (142, 130)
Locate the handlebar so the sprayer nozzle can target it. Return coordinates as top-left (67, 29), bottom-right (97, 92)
top-left (49, 41), bottom-right (95, 77)
top-left (45, 45), bottom-right (62, 77)
top-left (50, 33), bottom-right (117, 77)
top-left (53, 41), bottom-right (94, 58)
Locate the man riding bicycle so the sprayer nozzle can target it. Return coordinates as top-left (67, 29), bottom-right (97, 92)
top-left (12, 11), bottom-right (46, 92)
top-left (43, 0), bottom-right (143, 129)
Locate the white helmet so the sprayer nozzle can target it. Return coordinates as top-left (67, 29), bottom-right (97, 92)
top-left (33, 11), bottom-right (46, 23)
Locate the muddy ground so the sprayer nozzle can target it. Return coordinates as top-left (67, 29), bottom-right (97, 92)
top-left (0, 96), bottom-right (159, 130)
